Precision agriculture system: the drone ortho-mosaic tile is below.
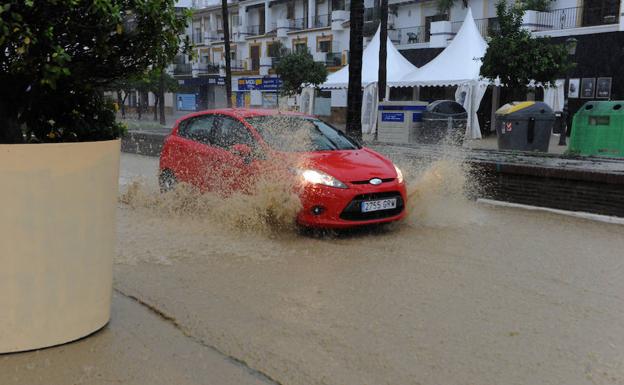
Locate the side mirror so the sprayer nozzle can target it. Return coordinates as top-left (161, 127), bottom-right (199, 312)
top-left (231, 143), bottom-right (252, 157)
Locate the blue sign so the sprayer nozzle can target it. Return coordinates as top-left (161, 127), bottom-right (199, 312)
top-left (412, 112), bottom-right (423, 122)
top-left (176, 93), bottom-right (196, 111)
top-left (238, 77), bottom-right (283, 91)
top-left (381, 112), bottom-right (404, 122)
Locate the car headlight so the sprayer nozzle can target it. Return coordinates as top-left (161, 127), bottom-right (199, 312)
top-left (394, 164), bottom-right (404, 184)
top-left (299, 169), bottom-right (347, 189)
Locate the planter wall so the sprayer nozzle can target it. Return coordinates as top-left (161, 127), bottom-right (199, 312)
top-left (0, 139), bottom-right (120, 353)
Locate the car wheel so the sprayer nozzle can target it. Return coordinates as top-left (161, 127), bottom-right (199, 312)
top-left (159, 169), bottom-right (177, 193)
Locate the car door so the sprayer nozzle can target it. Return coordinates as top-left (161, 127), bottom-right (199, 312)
top-left (171, 114), bottom-right (218, 189)
top-left (209, 114), bottom-right (260, 192)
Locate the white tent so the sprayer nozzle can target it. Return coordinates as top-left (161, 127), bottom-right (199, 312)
top-left (390, 8), bottom-right (488, 139)
top-left (319, 28), bottom-right (419, 89)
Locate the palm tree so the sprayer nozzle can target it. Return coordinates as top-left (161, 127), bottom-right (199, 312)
top-left (346, 0), bottom-right (364, 141)
top-left (221, 0), bottom-right (233, 108)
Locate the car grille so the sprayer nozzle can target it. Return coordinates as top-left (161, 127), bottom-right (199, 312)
top-left (350, 178), bottom-right (395, 185)
top-left (339, 191), bottom-right (405, 221)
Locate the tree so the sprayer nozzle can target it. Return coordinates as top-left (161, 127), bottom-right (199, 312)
top-left (221, 0), bottom-right (232, 108)
top-left (436, 0), bottom-right (468, 16)
top-left (0, 0), bottom-right (190, 143)
top-left (138, 68), bottom-right (178, 122)
top-left (275, 49), bottom-right (327, 96)
top-left (346, 0), bottom-right (364, 141)
top-left (480, 1), bottom-right (572, 90)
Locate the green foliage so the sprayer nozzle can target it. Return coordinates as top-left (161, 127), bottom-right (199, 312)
top-left (436, 0), bottom-right (468, 15)
top-left (0, 0), bottom-right (190, 143)
top-left (518, 0), bottom-right (554, 12)
top-left (275, 49), bottom-right (328, 96)
top-left (480, 1), bottom-right (572, 90)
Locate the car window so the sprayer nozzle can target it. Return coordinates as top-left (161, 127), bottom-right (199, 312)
top-left (211, 115), bottom-right (254, 149)
top-left (245, 116), bottom-right (360, 152)
top-left (178, 115), bottom-right (216, 144)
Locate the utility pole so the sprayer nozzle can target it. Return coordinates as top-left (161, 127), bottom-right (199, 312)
top-left (378, 0), bottom-right (388, 102)
top-left (222, 0), bottom-right (233, 108)
top-left (346, 0), bottom-right (364, 141)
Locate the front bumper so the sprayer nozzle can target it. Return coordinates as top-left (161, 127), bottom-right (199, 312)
top-left (296, 180), bottom-right (407, 228)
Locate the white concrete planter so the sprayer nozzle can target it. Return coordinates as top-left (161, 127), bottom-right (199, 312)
top-left (0, 139), bottom-right (120, 353)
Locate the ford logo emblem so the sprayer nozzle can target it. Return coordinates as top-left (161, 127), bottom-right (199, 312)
top-left (369, 178), bottom-right (382, 185)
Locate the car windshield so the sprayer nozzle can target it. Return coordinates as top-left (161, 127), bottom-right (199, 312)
top-left (245, 116), bottom-right (361, 152)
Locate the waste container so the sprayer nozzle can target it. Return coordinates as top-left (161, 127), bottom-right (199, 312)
top-left (377, 101), bottom-right (428, 144)
top-left (495, 101), bottom-right (555, 152)
top-left (420, 100), bottom-right (467, 145)
top-left (569, 101), bottom-right (624, 158)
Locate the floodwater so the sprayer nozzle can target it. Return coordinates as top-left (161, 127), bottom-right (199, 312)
top-left (3, 150), bottom-right (623, 385)
top-left (114, 152), bottom-right (624, 385)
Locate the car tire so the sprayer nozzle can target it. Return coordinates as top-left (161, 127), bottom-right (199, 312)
top-left (159, 169), bottom-right (177, 193)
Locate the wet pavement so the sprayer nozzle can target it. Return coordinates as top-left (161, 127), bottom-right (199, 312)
top-left (2, 153), bottom-right (624, 385)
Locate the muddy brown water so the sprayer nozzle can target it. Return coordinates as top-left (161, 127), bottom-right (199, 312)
top-left (112, 151), bottom-right (624, 385)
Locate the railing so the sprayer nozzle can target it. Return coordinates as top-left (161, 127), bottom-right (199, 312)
top-left (247, 24), bottom-right (265, 36)
top-left (195, 62), bottom-right (221, 74)
top-left (292, 17), bottom-right (308, 30)
top-left (451, 17), bottom-right (499, 37)
top-left (325, 52), bottom-right (343, 67)
top-left (230, 59), bottom-right (247, 71)
top-left (364, 7), bottom-right (379, 22)
top-left (173, 63), bottom-right (192, 75)
top-left (394, 26), bottom-right (427, 44)
top-left (313, 14), bottom-right (331, 28)
top-left (533, 6), bottom-right (619, 31)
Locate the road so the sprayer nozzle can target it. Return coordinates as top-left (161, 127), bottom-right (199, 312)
top-left (3, 152), bottom-right (624, 385)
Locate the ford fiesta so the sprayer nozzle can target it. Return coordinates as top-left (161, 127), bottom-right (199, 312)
top-left (159, 108), bottom-right (407, 228)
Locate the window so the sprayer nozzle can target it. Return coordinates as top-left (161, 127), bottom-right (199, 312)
top-left (294, 42), bottom-right (307, 53)
top-left (212, 115), bottom-right (254, 149)
top-left (318, 39), bottom-right (332, 53)
top-left (267, 42), bottom-right (281, 57)
top-left (246, 116), bottom-right (360, 152)
top-left (179, 115), bottom-right (216, 144)
top-left (287, 2), bottom-right (295, 19)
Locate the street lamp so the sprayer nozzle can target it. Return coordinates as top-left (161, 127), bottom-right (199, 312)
top-left (559, 37), bottom-right (577, 146)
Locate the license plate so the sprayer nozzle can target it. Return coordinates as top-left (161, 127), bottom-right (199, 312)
top-left (361, 198), bottom-right (397, 213)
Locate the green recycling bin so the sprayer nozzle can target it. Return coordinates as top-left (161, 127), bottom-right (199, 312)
top-left (495, 101), bottom-right (555, 152)
top-left (569, 101), bottom-right (624, 158)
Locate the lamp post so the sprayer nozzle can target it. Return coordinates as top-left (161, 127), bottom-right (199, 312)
top-left (560, 37), bottom-right (577, 146)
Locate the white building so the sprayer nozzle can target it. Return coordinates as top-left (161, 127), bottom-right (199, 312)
top-left (173, 0), bottom-right (624, 122)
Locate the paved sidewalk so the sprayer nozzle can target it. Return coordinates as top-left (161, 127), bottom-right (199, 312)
top-left (0, 292), bottom-right (272, 385)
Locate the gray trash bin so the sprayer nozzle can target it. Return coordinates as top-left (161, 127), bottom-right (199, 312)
top-left (495, 101), bottom-right (555, 152)
top-left (420, 100), bottom-right (467, 145)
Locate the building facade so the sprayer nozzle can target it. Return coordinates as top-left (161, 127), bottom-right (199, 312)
top-left (173, 0), bottom-right (624, 123)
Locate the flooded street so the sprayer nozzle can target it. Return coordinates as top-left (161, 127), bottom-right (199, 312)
top-left (113, 153), bottom-right (624, 385)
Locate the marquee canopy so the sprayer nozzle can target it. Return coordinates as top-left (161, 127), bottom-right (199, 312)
top-left (319, 27), bottom-right (418, 89)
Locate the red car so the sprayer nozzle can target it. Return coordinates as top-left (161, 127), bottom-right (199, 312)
top-left (159, 108), bottom-right (407, 229)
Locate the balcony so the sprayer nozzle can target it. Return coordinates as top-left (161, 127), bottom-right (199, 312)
top-left (325, 52), bottom-right (343, 67)
top-left (247, 24), bottom-right (265, 36)
top-left (393, 26), bottom-right (428, 44)
top-left (173, 63), bottom-right (192, 76)
top-left (451, 17), bottom-right (499, 38)
top-left (194, 62), bottom-right (221, 75)
top-left (532, 5), bottom-right (620, 31)
top-left (291, 17), bottom-right (309, 30)
top-left (312, 14), bottom-right (331, 29)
